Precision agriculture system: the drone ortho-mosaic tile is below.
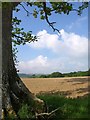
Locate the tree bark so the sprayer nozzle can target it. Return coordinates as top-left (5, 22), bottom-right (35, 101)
top-left (2, 3), bottom-right (44, 119)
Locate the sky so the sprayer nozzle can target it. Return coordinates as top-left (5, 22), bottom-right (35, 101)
top-left (13, 2), bottom-right (88, 74)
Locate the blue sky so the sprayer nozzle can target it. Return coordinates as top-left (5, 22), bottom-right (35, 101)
top-left (13, 2), bottom-right (88, 74)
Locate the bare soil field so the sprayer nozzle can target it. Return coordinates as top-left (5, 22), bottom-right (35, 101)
top-left (21, 76), bottom-right (90, 98)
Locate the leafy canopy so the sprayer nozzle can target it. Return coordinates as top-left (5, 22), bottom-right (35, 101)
top-left (12, 2), bottom-right (88, 45)
top-left (11, 2), bottom-right (88, 65)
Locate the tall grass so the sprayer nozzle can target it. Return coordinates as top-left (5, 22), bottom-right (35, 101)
top-left (7, 93), bottom-right (89, 120)
top-left (37, 93), bottom-right (90, 120)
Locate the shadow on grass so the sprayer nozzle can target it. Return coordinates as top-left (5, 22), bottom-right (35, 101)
top-left (37, 92), bottom-right (90, 120)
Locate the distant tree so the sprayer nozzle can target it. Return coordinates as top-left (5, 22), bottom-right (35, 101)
top-left (2, 2), bottom-right (88, 119)
top-left (32, 74), bottom-right (36, 78)
top-left (40, 75), bottom-right (47, 78)
top-left (49, 72), bottom-right (64, 77)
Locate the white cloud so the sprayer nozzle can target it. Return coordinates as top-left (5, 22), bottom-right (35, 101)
top-left (60, 29), bottom-right (88, 58)
top-left (18, 29), bottom-right (88, 74)
top-left (28, 30), bottom-right (60, 52)
top-left (18, 55), bottom-right (88, 74)
top-left (27, 29), bottom-right (88, 58)
top-left (18, 55), bottom-right (64, 74)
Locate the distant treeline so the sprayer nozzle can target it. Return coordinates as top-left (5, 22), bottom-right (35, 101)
top-left (19, 69), bottom-right (90, 78)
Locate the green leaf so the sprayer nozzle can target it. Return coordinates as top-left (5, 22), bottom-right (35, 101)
top-left (40, 15), bottom-right (45, 20)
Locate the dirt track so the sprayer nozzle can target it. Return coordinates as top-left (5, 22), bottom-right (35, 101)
top-left (21, 76), bottom-right (90, 98)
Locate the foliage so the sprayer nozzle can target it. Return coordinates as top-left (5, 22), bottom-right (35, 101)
top-left (12, 17), bottom-right (37, 46)
top-left (37, 93), bottom-right (90, 120)
top-left (4, 113), bottom-right (16, 120)
top-left (12, 46), bottom-right (19, 66)
top-left (39, 74), bottom-right (47, 78)
top-left (2, 2), bottom-right (89, 119)
top-left (18, 103), bottom-right (34, 119)
top-left (12, 2), bottom-right (88, 65)
top-left (6, 93), bottom-right (90, 120)
top-left (64, 70), bottom-right (90, 77)
top-left (47, 72), bottom-right (64, 78)
top-left (40, 70), bottom-right (90, 78)
top-left (19, 70), bottom-right (89, 78)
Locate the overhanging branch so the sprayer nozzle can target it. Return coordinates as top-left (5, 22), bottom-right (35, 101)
top-left (43, 2), bottom-right (60, 34)
top-left (19, 3), bottom-right (32, 16)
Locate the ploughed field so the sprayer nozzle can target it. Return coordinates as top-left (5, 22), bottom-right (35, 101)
top-left (21, 76), bottom-right (89, 98)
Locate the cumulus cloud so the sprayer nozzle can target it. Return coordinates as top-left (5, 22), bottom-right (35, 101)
top-left (60, 29), bottom-right (88, 58)
top-left (18, 29), bottom-right (88, 74)
top-left (18, 55), bottom-right (88, 74)
top-left (18, 55), bottom-right (64, 74)
top-left (28, 30), bottom-right (60, 52)
top-left (27, 29), bottom-right (88, 58)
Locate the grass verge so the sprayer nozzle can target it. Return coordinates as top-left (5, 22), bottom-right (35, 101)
top-left (6, 93), bottom-right (90, 120)
top-left (37, 92), bottom-right (90, 120)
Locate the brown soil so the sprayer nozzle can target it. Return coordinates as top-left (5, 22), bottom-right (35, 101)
top-left (21, 76), bottom-right (90, 98)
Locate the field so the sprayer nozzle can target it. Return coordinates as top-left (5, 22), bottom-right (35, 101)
top-left (17, 76), bottom-right (90, 119)
top-left (21, 76), bottom-right (89, 98)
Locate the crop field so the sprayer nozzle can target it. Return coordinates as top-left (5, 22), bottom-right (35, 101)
top-left (21, 76), bottom-right (89, 98)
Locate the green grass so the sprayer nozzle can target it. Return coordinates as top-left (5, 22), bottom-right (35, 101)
top-left (37, 93), bottom-right (90, 120)
top-left (8, 93), bottom-right (89, 120)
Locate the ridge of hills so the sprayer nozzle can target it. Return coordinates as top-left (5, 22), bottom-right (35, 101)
top-left (18, 69), bottom-right (90, 78)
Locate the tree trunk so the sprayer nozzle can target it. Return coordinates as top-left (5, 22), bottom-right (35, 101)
top-left (2, 3), bottom-right (44, 119)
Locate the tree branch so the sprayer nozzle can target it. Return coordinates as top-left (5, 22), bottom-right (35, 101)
top-left (12, 34), bottom-right (26, 41)
top-left (19, 3), bottom-right (32, 16)
top-left (12, 33), bottom-right (38, 45)
top-left (35, 107), bottom-right (61, 119)
top-left (43, 2), bottom-right (60, 34)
